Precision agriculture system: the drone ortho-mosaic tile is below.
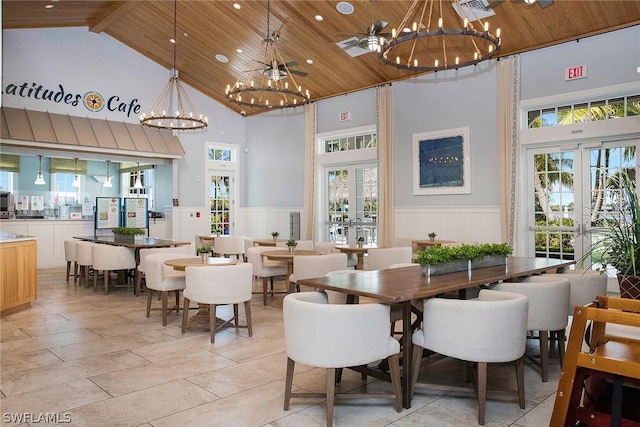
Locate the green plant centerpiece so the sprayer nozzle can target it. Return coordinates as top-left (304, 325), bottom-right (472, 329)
top-left (428, 232), bottom-right (437, 242)
top-left (357, 236), bottom-right (365, 247)
top-left (416, 242), bottom-right (512, 276)
top-left (196, 245), bottom-right (212, 262)
top-left (285, 239), bottom-right (298, 253)
top-left (271, 231), bottom-right (280, 242)
top-left (578, 172), bottom-right (639, 299)
top-left (112, 227), bottom-right (145, 241)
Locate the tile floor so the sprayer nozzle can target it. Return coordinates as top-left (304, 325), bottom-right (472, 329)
top-left (1, 268), bottom-right (565, 426)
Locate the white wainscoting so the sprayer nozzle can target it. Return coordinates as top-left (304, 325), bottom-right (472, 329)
top-left (394, 205), bottom-right (502, 247)
top-left (238, 207), bottom-right (305, 241)
top-left (238, 205), bottom-right (501, 247)
top-left (0, 220), bottom-right (95, 268)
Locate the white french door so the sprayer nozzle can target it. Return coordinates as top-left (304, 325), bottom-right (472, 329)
top-left (323, 163), bottom-right (378, 245)
top-left (526, 140), bottom-right (638, 266)
top-left (209, 171), bottom-right (236, 235)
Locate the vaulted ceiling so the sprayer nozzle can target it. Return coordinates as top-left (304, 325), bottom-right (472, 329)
top-left (3, 1), bottom-right (640, 116)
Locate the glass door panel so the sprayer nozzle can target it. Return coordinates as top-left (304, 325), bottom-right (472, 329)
top-left (324, 164), bottom-right (377, 245)
top-left (528, 141), bottom-right (637, 267)
top-left (209, 173), bottom-right (234, 235)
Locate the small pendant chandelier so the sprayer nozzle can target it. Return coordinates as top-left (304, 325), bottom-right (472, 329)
top-left (34, 155), bottom-right (46, 185)
top-left (140, 0), bottom-right (208, 130)
top-left (225, 0), bottom-right (310, 110)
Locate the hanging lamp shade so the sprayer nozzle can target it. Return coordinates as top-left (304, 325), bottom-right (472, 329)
top-left (34, 155), bottom-right (46, 185)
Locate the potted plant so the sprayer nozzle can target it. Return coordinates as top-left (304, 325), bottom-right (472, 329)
top-left (196, 245), bottom-right (212, 262)
top-left (415, 242), bottom-right (512, 276)
top-left (579, 172), bottom-right (639, 299)
top-left (112, 227), bottom-right (146, 242)
top-left (428, 232), bottom-right (437, 242)
top-left (285, 239), bottom-right (298, 254)
top-left (271, 231), bottom-right (280, 242)
top-left (357, 236), bottom-right (365, 248)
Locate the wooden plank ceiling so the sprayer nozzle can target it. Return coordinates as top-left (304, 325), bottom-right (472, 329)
top-left (3, 0), bottom-right (640, 116)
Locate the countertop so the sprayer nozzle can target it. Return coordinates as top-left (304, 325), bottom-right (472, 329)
top-left (0, 233), bottom-right (37, 243)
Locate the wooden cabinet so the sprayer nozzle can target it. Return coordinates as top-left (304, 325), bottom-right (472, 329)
top-left (0, 238), bottom-right (37, 314)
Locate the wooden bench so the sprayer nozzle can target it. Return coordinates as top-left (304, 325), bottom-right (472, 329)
top-left (550, 295), bottom-right (640, 426)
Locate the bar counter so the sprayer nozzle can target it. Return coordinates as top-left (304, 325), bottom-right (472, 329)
top-left (0, 232), bottom-right (37, 314)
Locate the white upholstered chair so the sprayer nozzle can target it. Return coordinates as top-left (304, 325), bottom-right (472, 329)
top-left (64, 239), bottom-right (78, 283)
top-left (91, 244), bottom-right (136, 294)
top-left (144, 252), bottom-right (193, 326)
top-left (283, 291), bottom-right (402, 427)
top-left (75, 241), bottom-right (96, 288)
top-left (313, 241), bottom-right (338, 255)
top-left (289, 253), bottom-right (347, 293)
top-left (411, 290), bottom-right (529, 425)
top-left (549, 269), bottom-right (608, 313)
top-left (213, 236), bottom-right (246, 260)
top-left (493, 275), bottom-right (571, 382)
top-left (366, 247), bottom-right (412, 271)
top-left (181, 263), bottom-right (253, 343)
top-left (246, 246), bottom-right (288, 305)
top-left (136, 246), bottom-right (191, 295)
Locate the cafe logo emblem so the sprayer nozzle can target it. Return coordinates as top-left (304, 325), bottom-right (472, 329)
top-left (83, 91), bottom-right (105, 112)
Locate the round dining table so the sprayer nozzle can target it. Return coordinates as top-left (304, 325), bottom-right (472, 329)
top-left (334, 244), bottom-right (377, 270)
top-left (164, 256), bottom-right (238, 332)
top-left (252, 238), bottom-right (285, 247)
top-left (263, 249), bottom-right (320, 293)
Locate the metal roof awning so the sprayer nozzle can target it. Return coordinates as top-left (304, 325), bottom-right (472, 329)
top-left (0, 107), bottom-right (185, 159)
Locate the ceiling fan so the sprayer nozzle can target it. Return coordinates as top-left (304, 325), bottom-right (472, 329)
top-left (486, 0), bottom-right (554, 9)
top-left (337, 0), bottom-right (390, 56)
top-left (246, 32), bottom-right (308, 81)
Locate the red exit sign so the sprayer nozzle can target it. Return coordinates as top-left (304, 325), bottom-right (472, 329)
top-left (565, 65), bottom-right (587, 81)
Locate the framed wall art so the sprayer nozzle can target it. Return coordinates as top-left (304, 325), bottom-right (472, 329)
top-left (412, 127), bottom-right (471, 195)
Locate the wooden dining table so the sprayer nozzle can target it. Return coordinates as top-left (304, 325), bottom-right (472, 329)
top-left (263, 249), bottom-right (320, 292)
top-left (252, 238), bottom-right (286, 247)
top-left (411, 239), bottom-right (456, 253)
top-left (74, 235), bottom-right (191, 295)
top-left (334, 244), bottom-right (377, 270)
top-left (297, 256), bottom-right (575, 409)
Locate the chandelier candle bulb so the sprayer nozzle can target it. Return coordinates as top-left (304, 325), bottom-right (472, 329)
top-left (438, 18), bottom-right (443, 28)
top-left (484, 22), bottom-right (489, 32)
top-left (464, 18), bottom-right (469, 29)
top-left (497, 28), bottom-right (501, 38)
top-left (413, 22), bottom-right (418, 32)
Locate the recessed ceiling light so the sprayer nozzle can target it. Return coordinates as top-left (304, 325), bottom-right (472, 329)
top-left (306, 59), bottom-right (314, 65)
top-left (170, 38), bottom-right (176, 44)
top-left (215, 54), bottom-right (229, 63)
top-left (236, 48), bottom-right (243, 54)
top-left (233, 3), bottom-right (241, 10)
top-left (45, 4), bottom-right (54, 8)
top-left (336, 1), bottom-right (354, 15)
top-left (315, 15), bottom-right (323, 21)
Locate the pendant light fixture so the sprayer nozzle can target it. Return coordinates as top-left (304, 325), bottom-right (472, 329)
top-left (378, 0), bottom-right (502, 72)
top-left (225, 0), bottom-right (310, 110)
top-left (71, 158), bottom-right (80, 188)
top-left (34, 155), bottom-right (46, 185)
top-left (133, 163), bottom-right (143, 189)
top-left (103, 160), bottom-right (113, 188)
top-left (139, 0), bottom-right (208, 130)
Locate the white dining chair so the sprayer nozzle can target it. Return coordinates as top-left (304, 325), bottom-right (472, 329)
top-left (145, 252), bottom-right (193, 326)
top-left (64, 239), bottom-right (78, 283)
top-left (494, 275), bottom-right (571, 382)
top-left (412, 290), bottom-right (529, 425)
top-left (212, 235), bottom-right (246, 260)
top-left (136, 246), bottom-right (191, 295)
top-left (91, 244), bottom-right (136, 295)
top-left (289, 253), bottom-right (347, 293)
top-left (246, 246), bottom-right (288, 305)
top-left (283, 291), bottom-right (402, 427)
top-left (181, 263), bottom-right (253, 343)
top-left (366, 247), bottom-right (413, 271)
